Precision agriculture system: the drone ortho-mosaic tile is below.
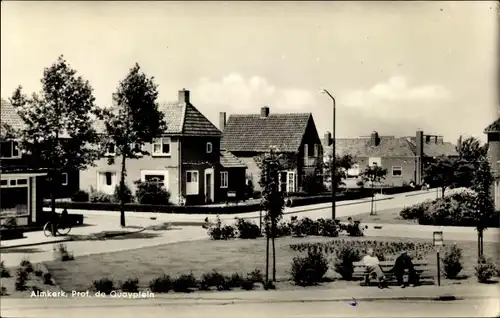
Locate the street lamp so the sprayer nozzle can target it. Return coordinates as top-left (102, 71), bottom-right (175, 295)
top-left (321, 89), bottom-right (336, 220)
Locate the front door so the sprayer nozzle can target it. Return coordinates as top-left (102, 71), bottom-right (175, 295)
top-left (205, 173), bottom-right (212, 203)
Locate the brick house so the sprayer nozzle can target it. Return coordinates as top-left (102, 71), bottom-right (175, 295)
top-left (322, 130), bottom-right (458, 188)
top-left (484, 118), bottom-right (500, 210)
top-left (80, 89), bottom-right (247, 205)
top-left (1, 99), bottom-right (78, 198)
top-left (220, 106), bottom-right (323, 193)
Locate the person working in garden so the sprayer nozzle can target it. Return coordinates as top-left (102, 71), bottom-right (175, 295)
top-left (391, 250), bottom-right (417, 288)
top-left (362, 247), bottom-right (387, 289)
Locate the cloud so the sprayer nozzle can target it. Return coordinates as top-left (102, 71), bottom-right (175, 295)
top-left (194, 74), bottom-right (316, 117)
top-left (343, 75), bottom-right (450, 106)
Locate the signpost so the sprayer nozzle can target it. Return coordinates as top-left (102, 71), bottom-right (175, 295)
top-left (433, 231), bottom-right (443, 286)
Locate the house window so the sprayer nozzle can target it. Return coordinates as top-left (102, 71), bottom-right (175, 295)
top-left (10, 180), bottom-right (17, 186)
top-left (206, 142), bottom-right (213, 154)
top-left (152, 138), bottom-right (171, 156)
top-left (220, 171), bottom-right (228, 188)
top-left (304, 144), bottom-right (309, 157)
top-left (61, 173), bottom-right (68, 186)
top-left (314, 144), bottom-right (320, 157)
top-left (186, 170), bottom-right (199, 195)
top-left (131, 143), bottom-right (144, 152)
top-left (0, 180), bottom-right (7, 186)
top-left (105, 172), bottom-right (113, 186)
top-left (105, 143), bottom-right (116, 156)
top-left (141, 170), bottom-right (168, 188)
top-left (287, 171), bottom-right (296, 193)
top-left (392, 166), bottom-right (402, 177)
top-left (0, 141), bottom-right (21, 159)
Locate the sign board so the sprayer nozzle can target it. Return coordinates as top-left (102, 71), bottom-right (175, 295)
top-left (433, 231), bottom-right (443, 246)
top-left (227, 191), bottom-right (236, 198)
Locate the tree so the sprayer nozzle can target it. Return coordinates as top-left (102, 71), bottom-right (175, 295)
top-left (360, 164), bottom-right (387, 215)
top-left (471, 157), bottom-right (495, 259)
top-left (258, 147), bottom-right (285, 282)
top-left (453, 136), bottom-right (488, 188)
top-left (423, 156), bottom-right (455, 198)
top-left (323, 154), bottom-right (355, 191)
top-left (9, 56), bottom-right (101, 235)
top-left (103, 63), bottom-right (166, 227)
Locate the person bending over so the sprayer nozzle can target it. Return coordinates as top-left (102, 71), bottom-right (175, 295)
top-left (392, 250), bottom-right (417, 288)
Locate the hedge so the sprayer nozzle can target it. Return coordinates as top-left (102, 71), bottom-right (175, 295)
top-left (0, 228), bottom-right (25, 241)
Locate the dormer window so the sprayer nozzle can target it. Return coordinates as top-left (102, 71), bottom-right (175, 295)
top-left (206, 142), bottom-right (213, 154)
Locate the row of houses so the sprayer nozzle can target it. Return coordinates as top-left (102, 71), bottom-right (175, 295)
top-left (4, 88), bottom-right (492, 222)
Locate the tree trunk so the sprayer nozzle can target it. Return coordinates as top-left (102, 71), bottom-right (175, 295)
top-left (441, 186), bottom-right (446, 199)
top-left (370, 182), bottom-right (375, 215)
top-left (272, 220), bottom-right (276, 282)
top-left (120, 154), bottom-right (127, 227)
top-left (265, 223), bottom-right (270, 282)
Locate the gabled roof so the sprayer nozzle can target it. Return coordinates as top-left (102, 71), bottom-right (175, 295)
top-left (1, 99), bottom-right (23, 136)
top-left (220, 150), bottom-right (247, 168)
top-left (484, 118), bottom-right (500, 133)
top-left (96, 102), bottom-right (221, 137)
top-left (406, 137), bottom-right (458, 157)
top-left (221, 113), bottom-right (312, 153)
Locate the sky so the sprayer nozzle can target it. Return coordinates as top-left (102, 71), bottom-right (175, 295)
top-left (1, 1), bottom-right (498, 143)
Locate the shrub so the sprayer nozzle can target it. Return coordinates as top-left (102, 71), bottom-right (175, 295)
top-left (317, 218), bottom-right (339, 237)
top-left (0, 261), bottom-right (11, 278)
top-left (247, 269), bottom-right (264, 283)
top-left (43, 272), bottom-right (53, 285)
top-left (15, 268), bottom-right (28, 291)
top-left (71, 190), bottom-right (90, 202)
top-left (199, 270), bottom-right (230, 291)
top-left (474, 256), bottom-right (497, 283)
top-left (0, 286), bottom-right (7, 296)
top-left (149, 274), bottom-right (172, 293)
top-left (228, 273), bottom-right (244, 288)
top-left (134, 180), bottom-right (171, 205)
top-left (121, 278), bottom-right (139, 293)
top-left (240, 278), bottom-right (255, 290)
top-left (276, 221), bottom-right (291, 237)
top-left (20, 260), bottom-right (33, 273)
top-left (253, 191), bottom-right (262, 199)
top-left (235, 218), bottom-right (261, 239)
top-left (34, 269), bottom-right (43, 277)
top-left (207, 215), bottom-right (236, 240)
top-left (54, 243), bottom-right (74, 261)
top-left (302, 173), bottom-right (325, 195)
top-left (113, 183), bottom-right (134, 204)
top-left (334, 245), bottom-right (361, 280)
top-left (172, 273), bottom-right (197, 293)
top-left (442, 244), bottom-right (463, 279)
top-left (263, 280), bottom-right (276, 290)
top-left (93, 278), bottom-right (114, 294)
top-left (90, 190), bottom-right (113, 203)
top-left (290, 249), bottom-right (329, 286)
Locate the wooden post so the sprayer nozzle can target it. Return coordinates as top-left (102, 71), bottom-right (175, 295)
top-left (437, 249), bottom-right (441, 286)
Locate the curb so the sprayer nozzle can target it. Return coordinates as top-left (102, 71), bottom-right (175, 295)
top-left (0, 227), bottom-right (146, 250)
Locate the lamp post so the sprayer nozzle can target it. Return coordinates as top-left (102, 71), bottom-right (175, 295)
top-left (321, 89), bottom-right (336, 220)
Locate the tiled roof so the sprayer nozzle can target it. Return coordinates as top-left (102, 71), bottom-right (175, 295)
top-left (220, 150), bottom-right (247, 168)
top-left (324, 135), bottom-right (457, 158)
top-left (96, 102), bottom-right (221, 137)
top-left (484, 118), bottom-right (500, 133)
top-left (324, 136), bottom-right (415, 158)
top-left (1, 99), bottom-right (24, 135)
top-left (221, 113), bottom-right (312, 153)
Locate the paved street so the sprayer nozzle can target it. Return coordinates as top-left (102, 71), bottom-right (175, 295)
top-left (1, 297), bottom-right (498, 318)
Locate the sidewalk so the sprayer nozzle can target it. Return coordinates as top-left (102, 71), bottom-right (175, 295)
top-left (147, 283), bottom-right (499, 304)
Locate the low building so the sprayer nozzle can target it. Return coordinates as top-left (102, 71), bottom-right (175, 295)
top-left (484, 118), bottom-right (500, 210)
top-left (322, 130), bottom-right (458, 188)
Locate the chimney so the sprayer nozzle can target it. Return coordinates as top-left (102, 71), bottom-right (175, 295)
top-left (179, 89), bottom-right (190, 104)
top-left (415, 130), bottom-right (424, 184)
top-left (324, 131), bottom-right (332, 146)
top-left (370, 131), bottom-right (380, 146)
top-left (219, 112), bottom-right (227, 132)
top-left (112, 93), bottom-right (119, 107)
top-left (434, 136), bottom-right (438, 143)
top-left (261, 106), bottom-right (270, 118)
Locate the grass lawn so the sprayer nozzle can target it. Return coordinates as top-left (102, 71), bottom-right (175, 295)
top-left (337, 208), bottom-right (419, 225)
top-left (43, 235), bottom-right (500, 293)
